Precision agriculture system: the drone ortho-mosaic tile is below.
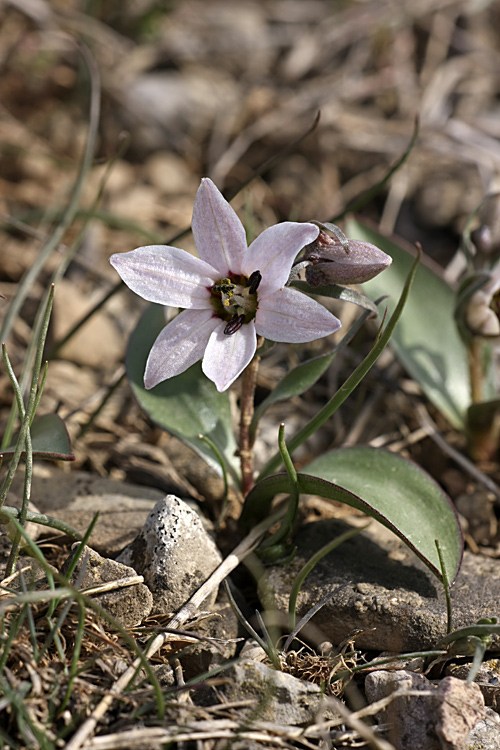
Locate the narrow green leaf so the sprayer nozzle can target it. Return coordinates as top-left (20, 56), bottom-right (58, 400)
top-left (126, 304), bottom-right (240, 483)
top-left (242, 446), bottom-right (463, 583)
top-left (0, 506), bottom-right (83, 539)
top-left (288, 526), bottom-right (366, 630)
top-left (258, 424), bottom-right (299, 560)
top-left (251, 305), bottom-right (374, 441)
top-left (347, 219), bottom-right (470, 428)
top-left (251, 350), bottom-right (335, 437)
top-left (333, 116), bottom-right (419, 222)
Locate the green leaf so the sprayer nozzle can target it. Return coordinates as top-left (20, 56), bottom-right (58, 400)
top-left (347, 219), bottom-right (470, 429)
top-left (291, 280), bottom-right (379, 314)
top-left (257, 248), bottom-right (420, 481)
top-left (250, 305), bottom-right (375, 443)
top-left (242, 446), bottom-right (463, 583)
top-left (2, 414), bottom-right (74, 460)
top-left (250, 349), bottom-right (335, 439)
top-left (126, 304), bottom-right (240, 483)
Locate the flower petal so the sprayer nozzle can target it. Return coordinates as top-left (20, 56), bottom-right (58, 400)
top-left (202, 320), bottom-right (257, 392)
top-left (255, 287), bottom-right (341, 343)
top-left (110, 246), bottom-right (216, 309)
top-left (191, 178), bottom-right (248, 276)
top-left (243, 222), bottom-right (320, 293)
top-left (144, 308), bottom-right (219, 389)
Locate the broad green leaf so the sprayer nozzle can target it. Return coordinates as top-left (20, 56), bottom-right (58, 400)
top-left (347, 219), bottom-right (470, 429)
top-left (126, 304), bottom-right (240, 483)
top-left (242, 446), bottom-right (463, 583)
top-left (2, 414), bottom-right (74, 460)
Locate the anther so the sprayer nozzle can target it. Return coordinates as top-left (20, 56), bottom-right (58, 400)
top-left (248, 270), bottom-right (262, 294)
top-left (224, 313), bottom-right (245, 335)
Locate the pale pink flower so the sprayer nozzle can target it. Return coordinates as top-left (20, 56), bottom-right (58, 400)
top-left (110, 178), bottom-right (341, 392)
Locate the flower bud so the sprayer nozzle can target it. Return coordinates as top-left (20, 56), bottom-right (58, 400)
top-left (303, 230), bottom-right (392, 286)
top-left (465, 270), bottom-right (500, 339)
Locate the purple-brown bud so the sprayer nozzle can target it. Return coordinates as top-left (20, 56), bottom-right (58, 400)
top-left (303, 230), bottom-right (392, 286)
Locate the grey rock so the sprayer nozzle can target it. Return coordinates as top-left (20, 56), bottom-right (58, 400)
top-left (268, 518), bottom-right (500, 651)
top-left (152, 663), bottom-right (175, 689)
top-left (239, 639), bottom-right (268, 662)
top-left (447, 660), bottom-right (500, 712)
top-left (364, 670), bottom-right (485, 750)
top-left (116, 495), bottom-right (222, 615)
top-left (61, 544), bottom-right (153, 628)
top-left (5, 556), bottom-right (58, 591)
top-left (466, 708), bottom-right (500, 749)
top-left (222, 660), bottom-right (337, 725)
top-left (436, 676), bottom-right (486, 749)
top-left (365, 670), bottom-right (439, 749)
top-left (11, 471), bottom-right (165, 557)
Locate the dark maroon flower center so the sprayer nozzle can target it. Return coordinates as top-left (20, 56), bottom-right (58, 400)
top-left (210, 270), bottom-right (262, 335)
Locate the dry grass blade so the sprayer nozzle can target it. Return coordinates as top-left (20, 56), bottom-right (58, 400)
top-left (80, 575), bottom-right (144, 596)
top-left (322, 694), bottom-right (397, 750)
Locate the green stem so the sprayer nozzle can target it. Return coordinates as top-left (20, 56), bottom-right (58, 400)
top-left (0, 507), bottom-right (83, 540)
top-left (198, 434), bottom-right (229, 526)
top-left (0, 287), bottom-right (54, 512)
top-left (468, 337), bottom-right (484, 404)
top-left (4, 428), bottom-right (33, 577)
top-left (259, 424), bottom-right (299, 559)
top-left (435, 538), bottom-right (452, 635)
top-left (4, 514), bottom-right (165, 720)
top-left (288, 524), bottom-right (367, 631)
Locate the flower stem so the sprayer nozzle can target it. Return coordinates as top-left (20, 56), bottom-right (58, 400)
top-left (239, 349), bottom-right (261, 496)
top-left (468, 337), bottom-right (484, 404)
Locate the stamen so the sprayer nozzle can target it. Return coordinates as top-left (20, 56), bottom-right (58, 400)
top-left (224, 313), bottom-right (245, 335)
top-left (248, 270), bottom-right (262, 294)
top-left (212, 278), bottom-right (234, 294)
